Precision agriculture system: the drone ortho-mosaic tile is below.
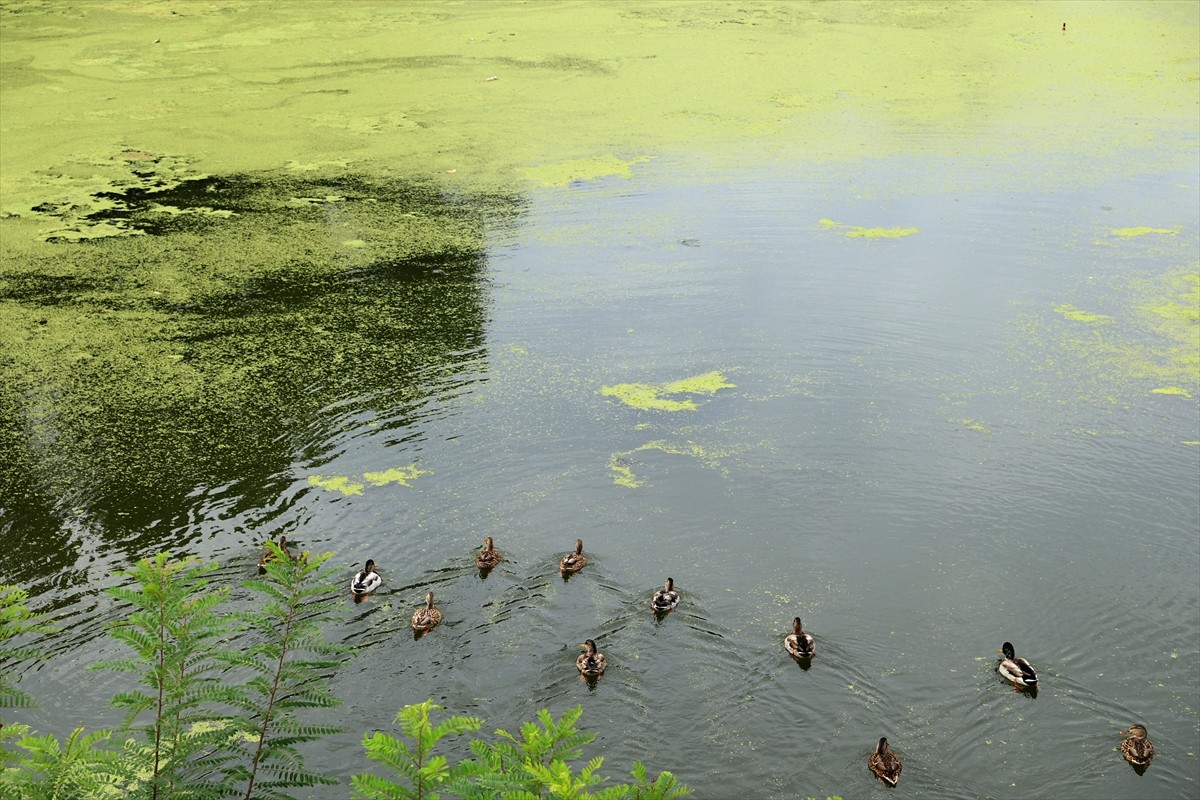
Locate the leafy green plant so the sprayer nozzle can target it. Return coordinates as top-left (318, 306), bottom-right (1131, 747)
top-left (89, 552), bottom-right (237, 799)
top-left (353, 701), bottom-right (691, 800)
top-left (2, 726), bottom-right (124, 800)
top-left (1, 585), bottom-right (123, 797)
top-left (0, 584), bottom-right (55, 715)
top-left (217, 545), bottom-right (350, 800)
top-left (354, 700), bottom-right (485, 800)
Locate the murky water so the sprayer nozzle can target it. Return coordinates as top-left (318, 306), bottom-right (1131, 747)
top-left (2, 3), bottom-right (1198, 799)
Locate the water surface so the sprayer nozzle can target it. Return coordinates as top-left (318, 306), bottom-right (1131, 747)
top-left (1, 3), bottom-right (1197, 799)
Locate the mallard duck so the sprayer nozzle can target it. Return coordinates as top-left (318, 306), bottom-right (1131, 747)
top-left (1119, 724), bottom-right (1155, 768)
top-left (258, 535), bottom-right (295, 573)
top-left (651, 577), bottom-right (679, 612)
top-left (868, 736), bottom-right (902, 787)
top-left (411, 591), bottom-right (442, 632)
top-left (476, 536), bottom-right (501, 570)
top-left (784, 617), bottom-right (815, 658)
top-left (350, 559), bottom-right (381, 596)
top-left (576, 639), bottom-right (606, 675)
top-left (560, 539), bottom-right (587, 574)
top-left (998, 641), bottom-right (1039, 688)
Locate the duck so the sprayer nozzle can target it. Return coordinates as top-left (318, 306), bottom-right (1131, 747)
top-left (350, 559), bottom-right (381, 596)
top-left (576, 639), bottom-right (606, 675)
top-left (257, 535), bottom-right (295, 573)
top-left (997, 641), bottom-right (1039, 688)
top-left (784, 617), bottom-right (815, 658)
top-left (651, 577), bottom-right (680, 612)
top-left (476, 536), bottom-right (501, 570)
top-left (560, 539), bottom-right (587, 574)
top-left (411, 591), bottom-right (442, 633)
top-left (868, 736), bottom-right (902, 787)
top-left (1119, 724), bottom-right (1155, 768)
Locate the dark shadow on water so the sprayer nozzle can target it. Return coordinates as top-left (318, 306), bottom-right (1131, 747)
top-left (790, 654), bottom-right (813, 671)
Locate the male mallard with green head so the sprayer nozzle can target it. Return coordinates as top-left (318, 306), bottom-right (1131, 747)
top-left (1119, 724), bottom-right (1154, 768)
top-left (411, 591), bottom-right (442, 633)
top-left (868, 737), bottom-right (902, 787)
top-left (560, 539), bottom-right (587, 574)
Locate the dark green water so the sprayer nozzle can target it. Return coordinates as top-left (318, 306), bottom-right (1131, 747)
top-left (3, 153), bottom-right (1198, 798)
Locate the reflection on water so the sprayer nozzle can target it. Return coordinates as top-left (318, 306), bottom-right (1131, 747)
top-left (3, 159), bottom-right (1198, 799)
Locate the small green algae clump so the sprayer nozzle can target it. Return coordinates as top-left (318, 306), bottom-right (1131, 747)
top-left (1151, 387), bottom-right (1193, 398)
top-left (364, 465), bottom-right (431, 487)
top-left (1110, 226), bottom-right (1180, 238)
top-left (819, 219), bottom-right (920, 239)
top-left (1054, 304), bottom-right (1113, 324)
top-left (602, 370), bottom-right (735, 411)
top-left (308, 475), bottom-right (365, 496)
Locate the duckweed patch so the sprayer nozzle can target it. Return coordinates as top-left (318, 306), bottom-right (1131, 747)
top-left (364, 465), bottom-right (432, 487)
top-left (1054, 304), bottom-right (1113, 324)
top-left (602, 370), bottom-right (735, 412)
top-left (0, 170), bottom-right (514, 533)
top-left (819, 219), bottom-right (920, 239)
top-left (1006, 269), bottom-right (1200, 421)
top-left (307, 476), bottom-right (366, 497)
top-left (1110, 226), bottom-right (1181, 238)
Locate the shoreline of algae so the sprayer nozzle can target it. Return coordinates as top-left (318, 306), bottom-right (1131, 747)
top-left (2, 0), bottom-right (1198, 227)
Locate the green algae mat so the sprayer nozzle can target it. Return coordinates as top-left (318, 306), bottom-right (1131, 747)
top-left (1, 0), bottom-right (1196, 514)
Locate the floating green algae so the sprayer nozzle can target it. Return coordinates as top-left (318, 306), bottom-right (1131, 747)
top-left (1110, 226), bottom-right (1181, 238)
top-left (602, 370), bottom-right (735, 412)
top-left (0, 171), bottom-right (504, 530)
top-left (2, 0), bottom-right (1196, 224)
top-left (960, 419), bottom-right (993, 433)
top-left (364, 465), bottom-right (431, 487)
top-left (308, 475), bottom-right (365, 497)
top-left (819, 219), bottom-right (920, 239)
top-left (522, 154), bottom-right (653, 187)
top-left (1054, 304), bottom-right (1113, 324)
top-left (1151, 387), bottom-right (1193, 398)
top-left (607, 440), bottom-right (733, 488)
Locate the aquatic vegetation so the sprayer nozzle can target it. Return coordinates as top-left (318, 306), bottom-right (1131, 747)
top-left (602, 370), bottom-right (735, 412)
top-left (308, 475), bottom-right (367, 497)
top-left (354, 702), bottom-right (691, 800)
top-left (1151, 387), bottom-right (1193, 398)
top-left (1054, 304), bottom-right (1113, 324)
top-left (819, 219), bottom-right (919, 239)
top-left (364, 465), bottom-right (432, 487)
top-left (309, 465), bottom-right (431, 496)
top-left (1110, 226), bottom-right (1180, 238)
top-left (607, 439), bottom-right (733, 488)
top-left (523, 154), bottom-right (653, 187)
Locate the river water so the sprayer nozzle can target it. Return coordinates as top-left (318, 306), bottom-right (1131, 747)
top-left (2, 3), bottom-right (1198, 799)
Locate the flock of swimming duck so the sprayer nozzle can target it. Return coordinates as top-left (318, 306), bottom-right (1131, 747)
top-left (259, 534), bottom-right (1157, 787)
